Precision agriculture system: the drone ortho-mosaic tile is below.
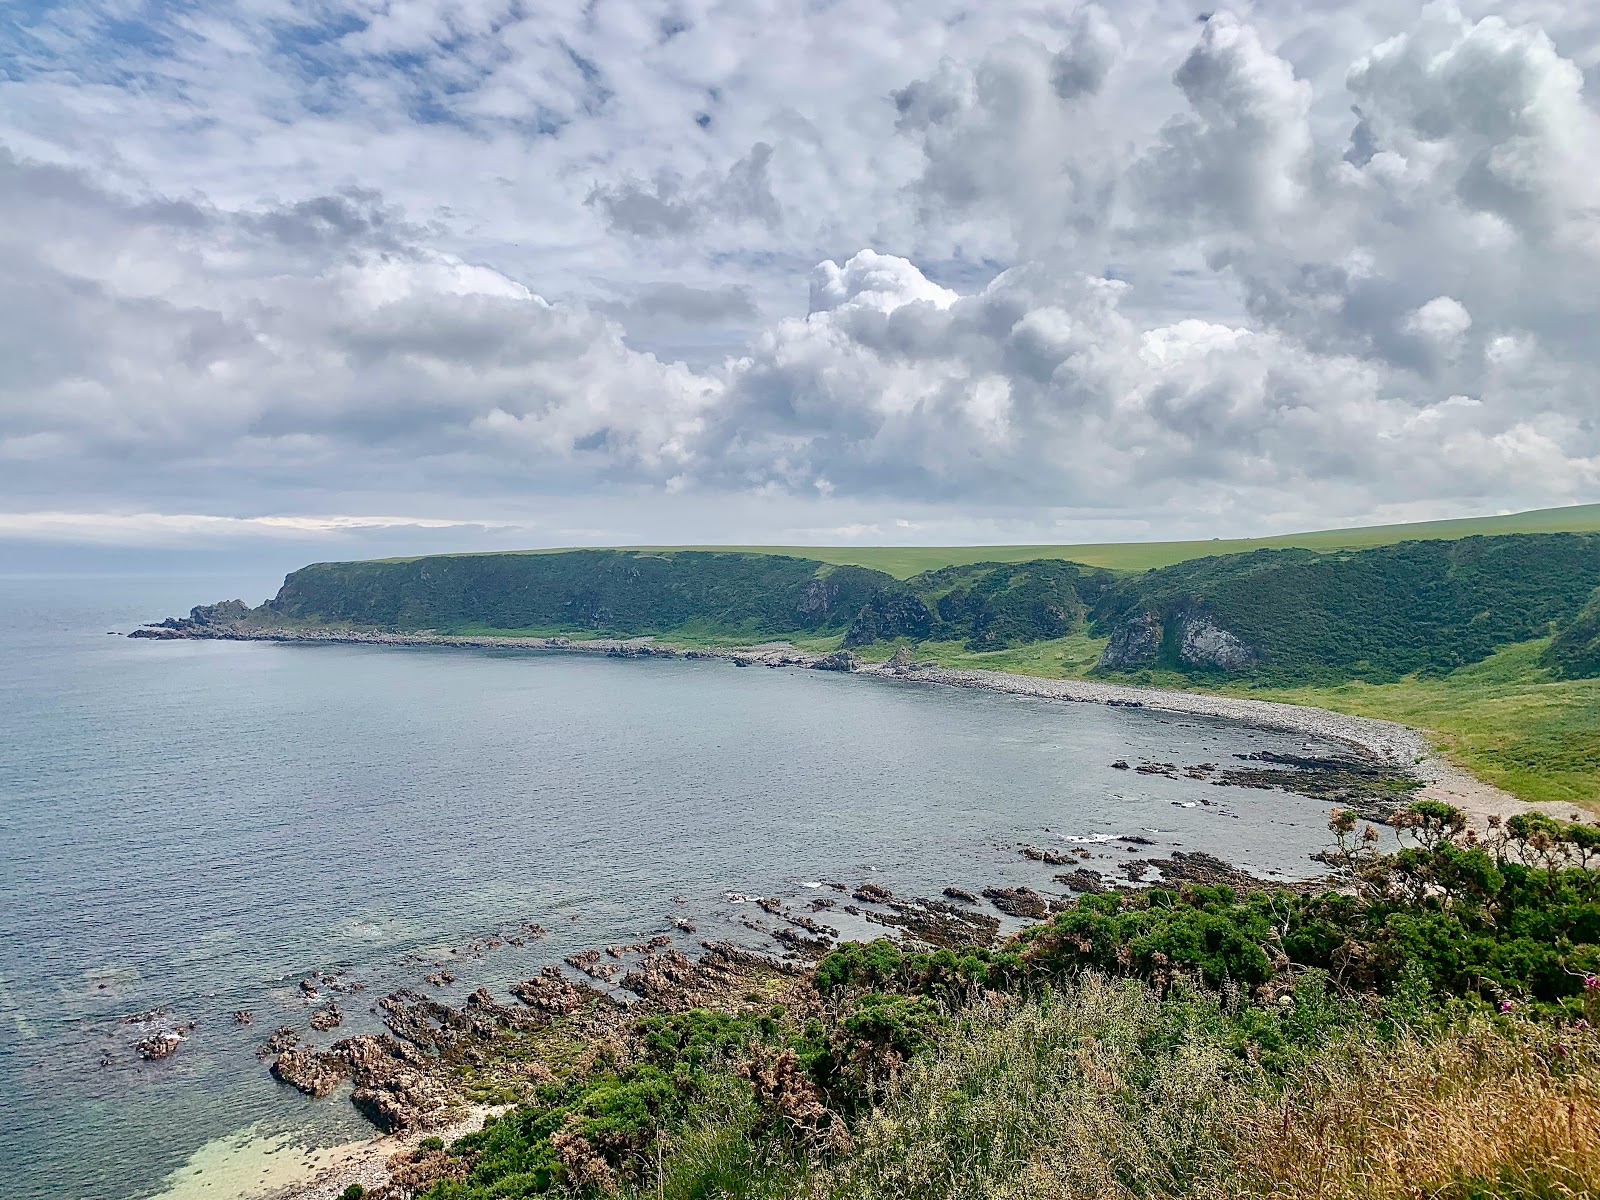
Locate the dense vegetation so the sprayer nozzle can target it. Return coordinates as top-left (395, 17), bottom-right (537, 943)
top-left (1544, 586), bottom-right (1600, 680)
top-left (842, 560), bottom-right (1113, 650)
top-left (396, 802), bottom-right (1600, 1200)
top-left (1096, 534), bottom-right (1600, 684)
top-left (259, 550), bottom-right (896, 638)
top-left (233, 532), bottom-right (1600, 685)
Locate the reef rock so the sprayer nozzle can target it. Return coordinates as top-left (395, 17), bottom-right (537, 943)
top-left (309, 1002), bottom-right (343, 1031)
top-left (271, 1048), bottom-right (344, 1097)
top-left (136, 1031), bottom-right (184, 1061)
top-left (1097, 611), bottom-right (1162, 670)
top-left (982, 886), bottom-right (1050, 919)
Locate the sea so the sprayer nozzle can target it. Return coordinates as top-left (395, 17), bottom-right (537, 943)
top-left (0, 571), bottom-right (1344, 1200)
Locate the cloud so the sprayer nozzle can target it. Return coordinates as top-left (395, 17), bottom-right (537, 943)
top-left (2, 2), bottom-right (1599, 545)
top-left (618, 283), bottom-right (759, 326)
top-left (0, 511), bottom-right (531, 545)
top-left (1404, 295), bottom-right (1473, 353)
top-left (588, 142), bottom-right (781, 238)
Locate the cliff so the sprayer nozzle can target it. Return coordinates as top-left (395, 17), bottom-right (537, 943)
top-left (136, 533), bottom-right (1600, 684)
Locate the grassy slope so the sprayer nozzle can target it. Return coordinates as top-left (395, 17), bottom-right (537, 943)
top-left (358, 503), bottom-right (1600, 576)
top-left (1234, 640), bottom-right (1600, 810)
top-left (876, 636), bottom-right (1598, 812)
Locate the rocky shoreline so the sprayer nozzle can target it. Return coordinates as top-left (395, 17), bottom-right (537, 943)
top-left (246, 841), bottom-right (1311, 1200)
top-left (125, 613), bottom-right (1508, 1198)
top-left (129, 619), bottom-right (1532, 824)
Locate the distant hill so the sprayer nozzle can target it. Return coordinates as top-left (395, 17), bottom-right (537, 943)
top-left (185, 526), bottom-right (1600, 687)
top-left (258, 549), bottom-right (895, 640)
top-left (575, 501), bottom-right (1600, 576)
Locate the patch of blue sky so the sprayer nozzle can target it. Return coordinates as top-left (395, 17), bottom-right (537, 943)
top-left (267, 9), bottom-right (366, 81)
top-left (562, 42), bottom-right (612, 115)
top-left (0, 0), bottom-right (194, 82)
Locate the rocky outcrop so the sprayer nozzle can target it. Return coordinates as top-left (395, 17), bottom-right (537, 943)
top-left (511, 967), bottom-right (615, 1018)
top-left (1096, 607), bottom-right (1256, 672)
top-left (810, 650), bottom-right (856, 672)
top-left (130, 600), bottom-right (251, 639)
top-left (982, 886), bottom-right (1050, 919)
top-left (136, 1031), bottom-right (185, 1061)
top-left (273, 1030), bottom-right (462, 1130)
top-left (1177, 613), bottom-right (1256, 670)
top-left (843, 590), bottom-right (933, 648)
top-left (1097, 610), bottom-right (1162, 669)
top-left (309, 1002), bottom-right (343, 1031)
top-left (271, 1047), bottom-right (345, 1097)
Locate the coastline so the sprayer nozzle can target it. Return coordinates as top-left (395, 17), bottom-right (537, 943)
top-left (123, 623), bottom-right (1549, 1200)
top-left (131, 623), bottom-right (1540, 827)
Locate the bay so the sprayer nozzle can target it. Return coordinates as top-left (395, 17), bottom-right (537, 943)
top-left (0, 573), bottom-right (1339, 1200)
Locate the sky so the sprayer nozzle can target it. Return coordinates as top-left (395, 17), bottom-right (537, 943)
top-left (2, 0), bottom-right (1599, 570)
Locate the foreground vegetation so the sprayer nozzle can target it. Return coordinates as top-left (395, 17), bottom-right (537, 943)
top-left (383, 803), bottom-right (1600, 1200)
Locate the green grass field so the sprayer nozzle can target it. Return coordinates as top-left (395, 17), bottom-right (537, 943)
top-left (1232, 641), bottom-right (1600, 811)
top-left (881, 636), bottom-right (1599, 812)
top-left (595, 502), bottom-right (1600, 576)
top-left (362, 502), bottom-right (1600, 576)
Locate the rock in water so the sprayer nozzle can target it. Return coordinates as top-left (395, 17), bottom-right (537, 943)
top-left (982, 886), bottom-right (1050, 918)
top-left (309, 1002), bottom-right (343, 1031)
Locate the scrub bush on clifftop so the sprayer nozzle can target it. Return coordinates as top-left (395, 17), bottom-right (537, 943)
top-left (408, 800), bottom-right (1600, 1200)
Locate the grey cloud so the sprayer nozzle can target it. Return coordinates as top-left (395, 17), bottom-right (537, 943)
top-left (621, 283), bottom-right (759, 325)
top-left (5, 3), bottom-right (1600, 533)
top-left (1050, 5), bottom-right (1122, 100)
top-left (588, 143), bottom-right (781, 239)
top-left (586, 174), bottom-right (700, 238)
top-left (241, 189), bottom-right (425, 255)
top-left (1134, 13), bottom-right (1314, 233)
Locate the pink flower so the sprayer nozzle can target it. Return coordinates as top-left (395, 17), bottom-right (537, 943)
top-left (1584, 975), bottom-right (1599, 991)
top-left (1498, 999), bottom-right (1514, 1013)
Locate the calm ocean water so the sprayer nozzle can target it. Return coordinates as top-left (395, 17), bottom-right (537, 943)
top-left (0, 573), bottom-right (1341, 1200)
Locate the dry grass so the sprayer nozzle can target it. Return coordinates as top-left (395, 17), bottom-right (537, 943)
top-left (1225, 1022), bottom-right (1600, 1200)
top-left (816, 979), bottom-right (1600, 1200)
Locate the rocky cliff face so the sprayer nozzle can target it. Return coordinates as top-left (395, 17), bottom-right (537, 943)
top-left (1177, 613), bottom-right (1257, 670)
top-left (843, 590), bottom-right (934, 647)
top-left (129, 599), bottom-right (252, 639)
top-left (1096, 611), bottom-right (1162, 669)
top-left (1095, 608), bottom-right (1257, 672)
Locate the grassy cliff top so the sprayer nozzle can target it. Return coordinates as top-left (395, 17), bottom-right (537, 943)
top-left (626, 502), bottom-right (1600, 576)
top-left (362, 501), bottom-right (1600, 577)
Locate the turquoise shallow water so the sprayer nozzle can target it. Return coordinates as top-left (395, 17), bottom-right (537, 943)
top-left (0, 573), bottom-right (1341, 1200)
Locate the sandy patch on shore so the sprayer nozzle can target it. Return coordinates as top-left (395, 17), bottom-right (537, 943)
top-left (251, 1106), bottom-right (508, 1200)
top-left (152, 1127), bottom-right (371, 1200)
